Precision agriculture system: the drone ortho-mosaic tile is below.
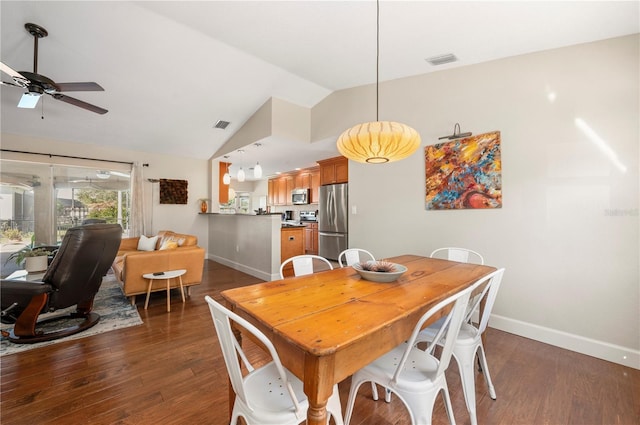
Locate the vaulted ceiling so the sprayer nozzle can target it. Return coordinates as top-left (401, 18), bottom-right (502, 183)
top-left (1, 1), bottom-right (638, 178)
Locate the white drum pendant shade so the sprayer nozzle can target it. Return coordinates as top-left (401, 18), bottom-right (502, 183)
top-left (337, 121), bottom-right (421, 164)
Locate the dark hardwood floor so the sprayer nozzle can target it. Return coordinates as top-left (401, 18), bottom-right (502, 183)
top-left (1, 260), bottom-right (638, 424)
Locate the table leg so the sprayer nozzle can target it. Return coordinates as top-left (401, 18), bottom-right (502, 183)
top-left (304, 355), bottom-right (334, 425)
top-left (166, 278), bottom-right (171, 312)
top-left (144, 280), bottom-right (152, 309)
top-left (178, 276), bottom-right (185, 303)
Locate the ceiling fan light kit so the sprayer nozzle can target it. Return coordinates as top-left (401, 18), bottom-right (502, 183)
top-left (1, 23), bottom-right (108, 114)
top-left (337, 0), bottom-right (420, 164)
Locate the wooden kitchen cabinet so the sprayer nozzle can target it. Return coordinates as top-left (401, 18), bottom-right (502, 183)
top-left (310, 170), bottom-right (320, 203)
top-left (267, 167), bottom-right (321, 206)
top-left (294, 173), bottom-right (310, 190)
top-left (275, 177), bottom-right (287, 205)
top-left (285, 176), bottom-right (295, 204)
top-left (281, 227), bottom-right (305, 276)
top-left (318, 156), bottom-right (348, 185)
top-left (304, 222), bottom-right (318, 255)
top-left (267, 179), bottom-right (275, 206)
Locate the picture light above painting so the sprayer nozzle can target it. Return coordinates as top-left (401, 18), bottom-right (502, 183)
top-left (425, 131), bottom-right (502, 210)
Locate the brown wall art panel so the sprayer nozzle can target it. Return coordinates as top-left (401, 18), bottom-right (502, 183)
top-left (159, 179), bottom-right (188, 204)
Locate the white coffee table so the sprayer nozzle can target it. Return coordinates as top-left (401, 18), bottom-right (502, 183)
top-left (142, 269), bottom-right (186, 312)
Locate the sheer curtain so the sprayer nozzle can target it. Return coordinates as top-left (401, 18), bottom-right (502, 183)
top-left (129, 162), bottom-right (145, 237)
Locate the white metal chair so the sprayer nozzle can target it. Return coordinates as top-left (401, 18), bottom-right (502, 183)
top-left (343, 271), bottom-right (488, 425)
top-left (205, 296), bottom-right (344, 425)
top-left (430, 247), bottom-right (484, 265)
top-left (338, 248), bottom-right (375, 268)
top-left (415, 268), bottom-right (505, 425)
top-left (374, 246), bottom-right (486, 403)
top-left (279, 254), bottom-right (333, 279)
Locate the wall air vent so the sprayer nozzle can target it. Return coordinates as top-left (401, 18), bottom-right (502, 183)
top-left (425, 54), bottom-right (458, 66)
top-left (214, 120), bottom-right (231, 130)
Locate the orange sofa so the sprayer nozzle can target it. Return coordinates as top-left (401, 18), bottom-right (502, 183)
top-left (111, 230), bottom-right (205, 304)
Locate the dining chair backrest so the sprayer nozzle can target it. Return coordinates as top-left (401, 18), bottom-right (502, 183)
top-left (470, 268), bottom-right (504, 334)
top-left (338, 248), bottom-right (375, 268)
top-left (413, 268), bottom-right (506, 425)
top-left (279, 254), bottom-right (333, 279)
top-left (430, 247), bottom-right (484, 265)
top-left (205, 296), bottom-right (303, 416)
top-left (391, 276), bottom-right (476, 384)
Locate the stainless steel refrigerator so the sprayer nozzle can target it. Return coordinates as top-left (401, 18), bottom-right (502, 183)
top-left (318, 183), bottom-right (348, 261)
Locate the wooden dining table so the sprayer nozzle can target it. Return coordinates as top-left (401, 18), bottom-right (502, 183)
top-left (221, 254), bottom-right (497, 425)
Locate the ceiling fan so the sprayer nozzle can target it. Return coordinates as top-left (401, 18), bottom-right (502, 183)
top-left (0, 23), bottom-right (108, 114)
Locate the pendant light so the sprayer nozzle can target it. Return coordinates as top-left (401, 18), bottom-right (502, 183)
top-left (253, 162), bottom-right (263, 179)
top-left (336, 0), bottom-right (421, 163)
top-left (252, 143), bottom-right (263, 178)
top-left (222, 157), bottom-right (231, 185)
top-left (236, 149), bottom-right (245, 182)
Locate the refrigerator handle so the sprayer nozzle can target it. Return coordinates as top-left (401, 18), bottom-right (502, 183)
top-left (330, 190), bottom-right (336, 227)
top-left (319, 232), bottom-right (345, 237)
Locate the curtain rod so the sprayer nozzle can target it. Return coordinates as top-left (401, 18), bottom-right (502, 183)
top-left (0, 149), bottom-right (149, 167)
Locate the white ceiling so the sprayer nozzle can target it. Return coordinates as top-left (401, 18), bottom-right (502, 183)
top-left (1, 1), bottom-right (638, 180)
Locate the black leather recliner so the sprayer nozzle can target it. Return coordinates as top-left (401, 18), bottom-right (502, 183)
top-left (1, 224), bottom-right (122, 343)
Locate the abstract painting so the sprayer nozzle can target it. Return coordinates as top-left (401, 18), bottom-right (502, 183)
top-left (425, 131), bottom-right (502, 210)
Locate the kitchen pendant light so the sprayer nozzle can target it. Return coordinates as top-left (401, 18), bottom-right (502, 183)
top-left (253, 162), bottom-right (262, 179)
top-left (222, 159), bottom-right (231, 185)
top-left (223, 169), bottom-right (231, 185)
top-left (236, 149), bottom-right (245, 182)
top-left (336, 0), bottom-right (420, 163)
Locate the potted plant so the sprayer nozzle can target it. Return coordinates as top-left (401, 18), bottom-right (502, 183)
top-left (5, 236), bottom-right (53, 273)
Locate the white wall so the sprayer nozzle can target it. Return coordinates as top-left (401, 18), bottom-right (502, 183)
top-left (313, 35), bottom-right (639, 368)
top-left (0, 134), bottom-right (210, 253)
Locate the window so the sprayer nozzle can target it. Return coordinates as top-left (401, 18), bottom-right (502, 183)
top-left (0, 159), bottom-right (130, 275)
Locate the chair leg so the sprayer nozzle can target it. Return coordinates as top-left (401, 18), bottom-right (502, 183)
top-left (477, 344), bottom-right (497, 400)
top-left (344, 376), bottom-right (367, 425)
top-left (453, 347), bottom-right (479, 425)
top-left (440, 384), bottom-right (457, 425)
top-left (12, 293), bottom-right (48, 337)
top-left (371, 382), bottom-right (379, 400)
top-left (327, 384), bottom-right (345, 425)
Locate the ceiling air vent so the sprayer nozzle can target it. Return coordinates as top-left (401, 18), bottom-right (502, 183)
top-left (425, 54), bottom-right (458, 66)
top-left (214, 120), bottom-right (230, 130)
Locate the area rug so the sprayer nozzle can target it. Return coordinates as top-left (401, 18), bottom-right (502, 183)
top-left (0, 275), bottom-right (142, 356)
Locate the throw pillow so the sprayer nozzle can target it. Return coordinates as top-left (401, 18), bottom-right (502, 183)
top-left (159, 239), bottom-right (179, 250)
top-left (137, 235), bottom-right (158, 251)
top-left (160, 235), bottom-right (186, 247)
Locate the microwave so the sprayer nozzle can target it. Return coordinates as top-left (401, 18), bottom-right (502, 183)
top-left (292, 188), bottom-right (310, 205)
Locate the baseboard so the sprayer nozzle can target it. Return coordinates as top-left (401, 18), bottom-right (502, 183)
top-left (490, 314), bottom-right (640, 370)
top-left (208, 254), bottom-right (276, 282)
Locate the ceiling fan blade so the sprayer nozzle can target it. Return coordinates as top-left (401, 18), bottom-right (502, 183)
top-left (54, 82), bottom-right (104, 92)
top-left (0, 62), bottom-right (29, 87)
top-left (1, 80), bottom-right (24, 88)
top-left (50, 93), bottom-right (108, 115)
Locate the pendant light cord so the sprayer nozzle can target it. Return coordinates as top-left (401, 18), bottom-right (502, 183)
top-left (376, 0), bottom-right (380, 122)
